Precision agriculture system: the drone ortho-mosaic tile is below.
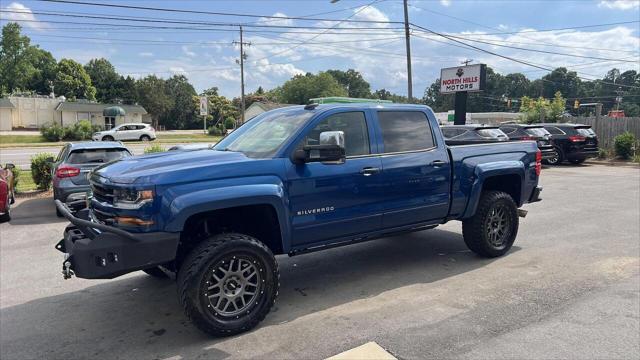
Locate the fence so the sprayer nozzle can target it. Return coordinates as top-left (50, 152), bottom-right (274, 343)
top-left (570, 117), bottom-right (640, 149)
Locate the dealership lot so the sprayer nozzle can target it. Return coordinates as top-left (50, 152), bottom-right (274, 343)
top-left (0, 164), bottom-right (638, 359)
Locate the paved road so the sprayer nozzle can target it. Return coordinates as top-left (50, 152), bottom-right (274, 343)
top-left (1, 165), bottom-right (638, 359)
top-left (0, 142), bottom-right (208, 169)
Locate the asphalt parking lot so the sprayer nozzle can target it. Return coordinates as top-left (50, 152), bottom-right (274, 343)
top-left (1, 164), bottom-right (638, 360)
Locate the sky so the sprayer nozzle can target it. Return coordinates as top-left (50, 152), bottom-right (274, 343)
top-left (1, 0), bottom-right (639, 98)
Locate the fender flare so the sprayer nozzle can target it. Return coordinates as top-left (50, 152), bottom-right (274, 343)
top-left (462, 161), bottom-right (525, 219)
top-left (163, 184), bottom-right (291, 251)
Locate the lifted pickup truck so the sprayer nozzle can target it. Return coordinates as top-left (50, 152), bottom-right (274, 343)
top-left (56, 103), bottom-right (542, 336)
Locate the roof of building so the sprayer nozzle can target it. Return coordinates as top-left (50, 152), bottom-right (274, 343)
top-left (55, 102), bottom-right (147, 114)
top-left (0, 98), bottom-right (15, 109)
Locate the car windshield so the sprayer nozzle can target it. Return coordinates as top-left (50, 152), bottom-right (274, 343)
top-left (576, 128), bottom-right (595, 137)
top-left (477, 128), bottom-right (508, 138)
top-left (525, 127), bottom-right (550, 137)
top-left (67, 148), bottom-right (131, 164)
top-left (214, 108), bottom-right (313, 158)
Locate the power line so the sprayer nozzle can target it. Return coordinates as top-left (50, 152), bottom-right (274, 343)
top-left (412, 29), bottom-right (639, 63)
top-left (35, 0), bottom-right (402, 24)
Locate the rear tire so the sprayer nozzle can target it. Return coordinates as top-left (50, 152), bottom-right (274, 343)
top-left (102, 135), bottom-right (114, 141)
top-left (143, 267), bottom-right (170, 278)
top-left (177, 233), bottom-right (279, 337)
top-left (462, 191), bottom-right (519, 258)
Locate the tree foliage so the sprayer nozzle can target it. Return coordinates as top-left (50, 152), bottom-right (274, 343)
top-left (276, 72), bottom-right (347, 104)
top-left (326, 69), bottom-right (371, 98)
top-left (84, 58), bottom-right (121, 102)
top-left (54, 59), bottom-right (96, 100)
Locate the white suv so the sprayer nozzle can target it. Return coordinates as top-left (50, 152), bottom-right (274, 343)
top-left (93, 123), bottom-right (156, 142)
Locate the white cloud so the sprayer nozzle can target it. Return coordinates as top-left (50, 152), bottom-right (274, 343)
top-left (440, 0), bottom-right (452, 7)
top-left (138, 52), bottom-right (154, 58)
top-left (1, 2), bottom-right (47, 31)
top-left (598, 0), bottom-right (640, 10)
top-left (354, 5), bottom-right (390, 24)
top-left (182, 45), bottom-right (197, 57)
top-left (255, 12), bottom-right (293, 27)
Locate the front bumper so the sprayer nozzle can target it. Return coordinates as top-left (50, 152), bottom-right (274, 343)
top-left (55, 200), bottom-right (179, 279)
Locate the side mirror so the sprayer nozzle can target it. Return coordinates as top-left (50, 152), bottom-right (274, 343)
top-left (292, 131), bottom-right (346, 164)
top-left (5, 163), bottom-right (15, 170)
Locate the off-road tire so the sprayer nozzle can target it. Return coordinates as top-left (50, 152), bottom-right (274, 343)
top-left (462, 191), bottom-right (519, 258)
top-left (102, 135), bottom-right (114, 141)
top-left (143, 267), bottom-right (169, 278)
top-left (177, 233), bottom-right (279, 337)
top-left (140, 135), bottom-right (151, 141)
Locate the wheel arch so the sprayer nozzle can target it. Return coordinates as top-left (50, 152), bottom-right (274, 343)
top-left (463, 162), bottom-right (525, 219)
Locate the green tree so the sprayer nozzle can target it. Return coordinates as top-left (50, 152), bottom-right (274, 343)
top-left (135, 75), bottom-right (172, 127)
top-left (54, 59), bottom-right (96, 100)
top-left (326, 69), bottom-right (371, 98)
top-left (25, 47), bottom-right (57, 95)
top-left (84, 58), bottom-right (121, 102)
top-left (548, 91), bottom-right (566, 122)
top-left (541, 68), bottom-right (581, 99)
top-left (163, 75), bottom-right (197, 129)
top-left (0, 23), bottom-right (33, 93)
top-left (117, 75), bottom-right (137, 104)
top-left (278, 72), bottom-right (347, 104)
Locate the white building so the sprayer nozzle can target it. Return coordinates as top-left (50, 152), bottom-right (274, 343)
top-left (0, 96), bottom-right (147, 131)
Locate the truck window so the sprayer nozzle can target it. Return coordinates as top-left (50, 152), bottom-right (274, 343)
top-left (302, 112), bottom-right (370, 156)
top-left (377, 111), bottom-right (434, 153)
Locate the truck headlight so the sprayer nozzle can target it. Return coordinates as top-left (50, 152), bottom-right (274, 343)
top-left (113, 189), bottom-right (154, 209)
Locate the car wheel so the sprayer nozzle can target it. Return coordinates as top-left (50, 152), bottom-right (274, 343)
top-left (177, 232), bottom-right (279, 337)
top-left (140, 135), bottom-right (151, 142)
top-left (545, 147), bottom-right (564, 165)
top-left (143, 266), bottom-right (170, 278)
top-left (462, 191), bottom-right (519, 258)
top-left (102, 135), bottom-right (115, 141)
top-left (0, 197), bottom-right (11, 223)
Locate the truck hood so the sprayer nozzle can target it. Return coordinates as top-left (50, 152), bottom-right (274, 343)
top-left (93, 149), bottom-right (254, 185)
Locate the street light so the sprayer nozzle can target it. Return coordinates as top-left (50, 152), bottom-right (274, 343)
top-left (331, 0), bottom-right (413, 100)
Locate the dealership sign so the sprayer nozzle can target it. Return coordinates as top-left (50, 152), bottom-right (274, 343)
top-left (440, 64), bottom-right (487, 94)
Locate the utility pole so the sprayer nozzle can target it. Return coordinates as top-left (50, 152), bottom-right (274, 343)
top-left (403, 0), bottom-right (413, 101)
top-left (461, 59), bottom-right (473, 66)
top-left (233, 26), bottom-right (250, 125)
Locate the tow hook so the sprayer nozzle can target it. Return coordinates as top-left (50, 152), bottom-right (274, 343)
top-left (517, 209), bottom-right (528, 218)
top-left (63, 261), bottom-right (74, 280)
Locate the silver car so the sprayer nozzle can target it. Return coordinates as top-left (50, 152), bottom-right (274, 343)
top-left (51, 142), bottom-right (132, 216)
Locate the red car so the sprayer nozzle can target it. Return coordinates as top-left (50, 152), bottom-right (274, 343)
top-left (0, 164), bottom-right (16, 223)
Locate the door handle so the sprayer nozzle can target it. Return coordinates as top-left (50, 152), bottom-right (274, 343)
top-left (359, 167), bottom-right (381, 176)
top-left (431, 160), bottom-right (446, 167)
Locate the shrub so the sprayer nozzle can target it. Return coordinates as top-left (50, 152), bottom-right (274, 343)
top-left (597, 148), bottom-right (610, 160)
top-left (223, 118), bottom-right (235, 130)
top-left (69, 120), bottom-right (94, 140)
top-left (614, 132), bottom-right (636, 159)
top-left (208, 126), bottom-right (223, 136)
top-left (30, 153), bottom-right (54, 190)
top-left (11, 167), bottom-right (21, 190)
top-left (144, 144), bottom-right (165, 154)
top-left (40, 123), bottom-right (66, 142)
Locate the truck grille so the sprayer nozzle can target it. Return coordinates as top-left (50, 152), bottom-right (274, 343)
top-left (91, 182), bottom-right (115, 204)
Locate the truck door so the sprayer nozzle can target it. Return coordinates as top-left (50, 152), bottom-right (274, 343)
top-left (286, 110), bottom-right (383, 247)
top-left (373, 110), bottom-right (451, 228)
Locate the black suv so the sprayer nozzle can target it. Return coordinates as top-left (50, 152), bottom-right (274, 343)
top-left (539, 123), bottom-right (599, 165)
top-left (498, 124), bottom-right (555, 161)
top-left (441, 125), bottom-right (509, 145)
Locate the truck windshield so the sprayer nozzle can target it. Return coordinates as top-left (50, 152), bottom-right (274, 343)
top-left (214, 108), bottom-right (313, 158)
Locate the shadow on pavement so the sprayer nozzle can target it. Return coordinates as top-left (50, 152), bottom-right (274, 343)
top-left (0, 228), bottom-right (515, 359)
top-left (7, 197), bottom-right (68, 226)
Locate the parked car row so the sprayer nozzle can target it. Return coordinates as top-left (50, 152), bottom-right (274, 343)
top-left (441, 123), bottom-right (599, 165)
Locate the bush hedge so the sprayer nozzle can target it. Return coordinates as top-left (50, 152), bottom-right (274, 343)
top-left (40, 121), bottom-right (102, 142)
top-left (144, 144), bottom-right (165, 154)
top-left (208, 125), bottom-right (223, 136)
top-left (614, 132), bottom-right (636, 159)
top-left (30, 153), bottom-right (54, 190)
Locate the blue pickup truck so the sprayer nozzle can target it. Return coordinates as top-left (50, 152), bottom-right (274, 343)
top-left (56, 103), bottom-right (542, 336)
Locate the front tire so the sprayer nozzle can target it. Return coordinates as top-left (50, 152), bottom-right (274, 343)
top-left (462, 191), bottom-right (519, 258)
top-left (177, 233), bottom-right (279, 337)
top-left (140, 135), bottom-right (151, 141)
